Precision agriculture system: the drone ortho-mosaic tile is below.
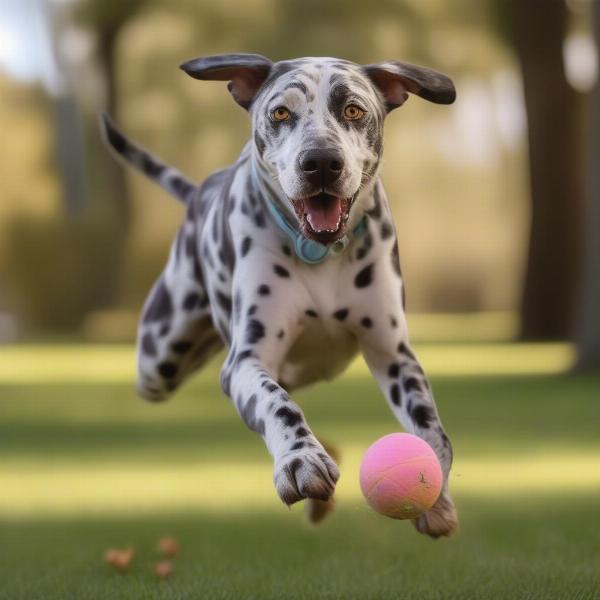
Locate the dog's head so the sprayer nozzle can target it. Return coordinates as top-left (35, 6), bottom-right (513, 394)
top-left (181, 54), bottom-right (455, 245)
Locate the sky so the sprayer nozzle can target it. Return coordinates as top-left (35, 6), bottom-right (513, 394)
top-left (0, 0), bottom-right (63, 94)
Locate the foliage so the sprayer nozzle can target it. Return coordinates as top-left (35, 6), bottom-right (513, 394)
top-left (3, 213), bottom-right (120, 330)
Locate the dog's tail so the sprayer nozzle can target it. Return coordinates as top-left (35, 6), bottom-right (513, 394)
top-left (99, 113), bottom-right (195, 204)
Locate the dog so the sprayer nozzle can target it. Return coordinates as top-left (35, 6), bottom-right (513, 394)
top-left (101, 53), bottom-right (458, 537)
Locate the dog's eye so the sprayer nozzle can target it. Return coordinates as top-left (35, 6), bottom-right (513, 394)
top-left (272, 107), bottom-right (290, 121)
top-left (344, 105), bottom-right (364, 120)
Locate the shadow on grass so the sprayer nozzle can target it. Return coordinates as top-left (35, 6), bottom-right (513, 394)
top-left (2, 373), bottom-right (599, 460)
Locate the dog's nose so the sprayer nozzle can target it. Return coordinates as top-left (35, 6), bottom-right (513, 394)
top-left (298, 148), bottom-right (344, 188)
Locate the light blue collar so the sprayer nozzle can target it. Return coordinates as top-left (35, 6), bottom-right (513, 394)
top-left (252, 160), bottom-right (367, 265)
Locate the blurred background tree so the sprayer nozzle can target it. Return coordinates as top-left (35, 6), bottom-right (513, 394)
top-left (576, 0), bottom-right (600, 371)
top-left (496, 0), bottom-right (585, 341)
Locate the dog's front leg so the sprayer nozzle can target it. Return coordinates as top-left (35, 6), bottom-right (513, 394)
top-left (220, 288), bottom-right (339, 506)
top-left (360, 313), bottom-right (458, 537)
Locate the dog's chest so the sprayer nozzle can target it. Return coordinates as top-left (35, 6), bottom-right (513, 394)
top-left (281, 316), bottom-right (358, 388)
top-left (278, 260), bottom-right (360, 387)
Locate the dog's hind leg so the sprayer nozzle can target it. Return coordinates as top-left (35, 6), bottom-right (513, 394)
top-left (305, 439), bottom-right (340, 523)
top-left (136, 208), bottom-right (223, 401)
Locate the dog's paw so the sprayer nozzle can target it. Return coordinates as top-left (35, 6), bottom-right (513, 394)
top-left (274, 450), bottom-right (339, 506)
top-left (412, 493), bottom-right (458, 538)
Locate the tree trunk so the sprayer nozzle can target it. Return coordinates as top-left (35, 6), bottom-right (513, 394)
top-left (97, 24), bottom-right (131, 231)
top-left (84, 24), bottom-right (131, 308)
top-left (574, 1), bottom-right (600, 371)
top-left (53, 95), bottom-right (87, 217)
top-left (508, 0), bottom-right (585, 340)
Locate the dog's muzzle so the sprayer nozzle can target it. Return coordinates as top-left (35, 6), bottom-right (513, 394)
top-left (291, 193), bottom-right (353, 244)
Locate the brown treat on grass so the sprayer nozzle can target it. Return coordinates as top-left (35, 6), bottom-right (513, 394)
top-left (153, 560), bottom-right (174, 580)
top-left (104, 547), bottom-right (135, 572)
top-left (157, 537), bottom-right (180, 557)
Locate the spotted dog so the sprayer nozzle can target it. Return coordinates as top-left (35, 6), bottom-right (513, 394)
top-left (101, 54), bottom-right (458, 537)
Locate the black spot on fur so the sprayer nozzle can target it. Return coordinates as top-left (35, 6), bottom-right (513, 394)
top-left (159, 323), bottom-right (170, 337)
top-left (247, 304), bottom-right (258, 316)
top-left (327, 82), bottom-right (353, 125)
top-left (391, 240), bottom-right (402, 276)
top-left (170, 175), bottom-right (194, 198)
top-left (275, 407), bottom-right (302, 427)
top-left (246, 319), bottom-right (265, 344)
top-left (390, 316), bottom-right (398, 328)
top-left (241, 394), bottom-right (265, 434)
top-left (216, 291), bottom-right (232, 315)
top-left (290, 441), bottom-right (305, 451)
top-left (404, 377), bottom-right (422, 393)
top-left (144, 280), bottom-right (173, 322)
top-left (236, 349), bottom-right (254, 364)
top-left (381, 221), bottom-right (394, 240)
top-left (182, 292), bottom-right (200, 311)
top-left (241, 236), bottom-right (252, 257)
top-left (158, 362), bottom-right (177, 379)
top-left (355, 264), bottom-right (374, 288)
top-left (263, 381), bottom-right (278, 393)
top-left (388, 363), bottom-right (400, 378)
top-left (104, 118), bottom-right (127, 153)
top-left (398, 342), bottom-right (417, 361)
top-left (305, 309), bottom-right (318, 318)
top-left (277, 329), bottom-right (285, 339)
top-left (360, 317), bottom-right (373, 328)
top-left (141, 153), bottom-right (164, 178)
top-left (410, 404), bottom-right (434, 428)
top-left (254, 212), bottom-right (266, 228)
top-left (172, 341), bottom-right (192, 354)
top-left (274, 264), bottom-right (290, 278)
top-left (295, 427), bottom-right (309, 438)
top-left (282, 245), bottom-right (292, 256)
top-left (258, 284), bottom-right (270, 296)
top-left (141, 333), bottom-right (157, 356)
top-left (233, 290), bottom-right (242, 322)
top-left (356, 233), bottom-right (373, 260)
top-left (390, 383), bottom-right (401, 406)
top-left (333, 308), bottom-right (349, 321)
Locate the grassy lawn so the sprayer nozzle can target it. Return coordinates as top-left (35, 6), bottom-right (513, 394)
top-left (1, 341), bottom-right (599, 599)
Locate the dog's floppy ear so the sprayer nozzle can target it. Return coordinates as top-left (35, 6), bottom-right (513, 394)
top-left (180, 53), bottom-right (273, 109)
top-left (363, 61), bottom-right (456, 111)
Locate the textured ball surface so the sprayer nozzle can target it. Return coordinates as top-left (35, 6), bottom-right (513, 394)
top-left (360, 433), bottom-right (443, 519)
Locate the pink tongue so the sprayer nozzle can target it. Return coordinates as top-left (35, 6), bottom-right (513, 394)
top-left (304, 196), bottom-right (343, 232)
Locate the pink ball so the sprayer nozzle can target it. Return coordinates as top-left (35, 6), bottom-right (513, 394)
top-left (359, 433), bottom-right (442, 519)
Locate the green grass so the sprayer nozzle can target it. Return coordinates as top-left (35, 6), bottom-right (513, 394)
top-left (1, 343), bottom-right (599, 599)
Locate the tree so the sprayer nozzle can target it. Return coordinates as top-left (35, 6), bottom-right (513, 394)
top-left (498, 0), bottom-right (585, 340)
top-left (73, 0), bottom-right (150, 306)
top-left (575, 0), bottom-right (600, 371)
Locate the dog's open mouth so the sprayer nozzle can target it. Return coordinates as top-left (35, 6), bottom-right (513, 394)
top-left (292, 193), bottom-right (352, 244)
